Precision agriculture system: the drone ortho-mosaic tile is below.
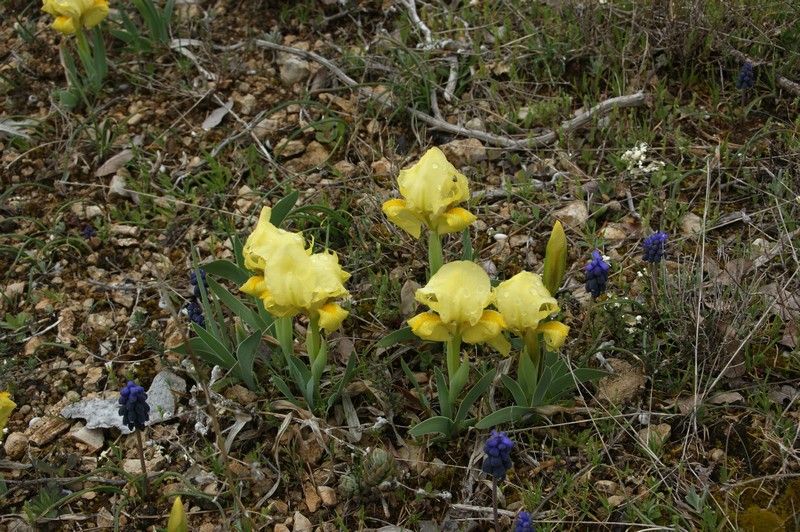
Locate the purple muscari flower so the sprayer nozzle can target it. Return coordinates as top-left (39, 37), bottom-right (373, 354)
top-left (119, 380), bottom-right (149, 431)
top-left (514, 510), bottom-right (535, 532)
top-left (585, 249), bottom-right (610, 298)
top-left (190, 268), bottom-right (207, 298)
top-left (81, 224), bottom-right (97, 239)
top-left (185, 299), bottom-right (205, 328)
top-left (642, 231), bottom-right (668, 263)
top-left (481, 430), bottom-right (514, 479)
top-left (736, 62), bottom-right (754, 90)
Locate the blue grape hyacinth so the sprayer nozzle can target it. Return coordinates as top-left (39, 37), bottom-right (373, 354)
top-left (481, 431), bottom-right (514, 479)
top-left (185, 299), bottom-right (205, 327)
top-left (736, 62), bottom-right (754, 90)
top-left (119, 381), bottom-right (149, 431)
top-left (515, 510), bottom-right (535, 532)
top-left (190, 268), bottom-right (207, 298)
top-left (585, 249), bottom-right (610, 298)
top-left (81, 224), bottom-right (97, 239)
top-left (642, 231), bottom-right (668, 263)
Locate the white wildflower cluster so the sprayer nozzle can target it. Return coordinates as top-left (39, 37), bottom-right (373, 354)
top-left (621, 142), bottom-right (665, 174)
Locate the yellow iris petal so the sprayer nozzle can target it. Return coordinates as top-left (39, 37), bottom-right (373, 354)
top-left (52, 15), bottom-right (77, 34)
top-left (415, 261), bottom-right (492, 326)
top-left (0, 392), bottom-right (17, 440)
top-left (435, 207), bottom-right (477, 235)
top-left (382, 198), bottom-right (423, 239)
top-left (240, 275), bottom-right (268, 298)
top-left (42, 0), bottom-right (59, 15)
top-left (242, 207), bottom-right (305, 272)
top-left (42, 0), bottom-right (108, 33)
top-left (408, 312), bottom-right (452, 342)
top-left (495, 271), bottom-right (560, 334)
top-left (82, 0), bottom-right (108, 29)
top-left (537, 321), bottom-right (569, 350)
top-left (384, 147), bottom-right (474, 235)
top-left (462, 310), bottom-right (509, 355)
top-left (318, 303), bottom-right (349, 332)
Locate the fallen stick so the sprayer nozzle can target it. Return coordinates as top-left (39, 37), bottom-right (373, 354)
top-left (250, 40), bottom-right (647, 150)
top-left (728, 48), bottom-right (800, 97)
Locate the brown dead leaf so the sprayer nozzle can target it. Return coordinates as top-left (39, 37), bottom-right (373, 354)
top-left (302, 481), bottom-right (321, 513)
top-left (780, 321), bottom-right (798, 349)
top-left (202, 99), bottom-right (233, 131)
top-left (708, 391), bottom-right (744, 405)
top-left (95, 149), bottom-right (133, 177)
top-left (400, 280), bottom-right (420, 317)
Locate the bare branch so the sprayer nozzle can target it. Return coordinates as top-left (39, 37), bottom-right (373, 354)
top-left (251, 39), bottom-right (647, 151)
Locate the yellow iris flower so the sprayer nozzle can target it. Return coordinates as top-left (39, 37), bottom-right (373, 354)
top-left (382, 147), bottom-right (476, 239)
top-left (240, 207), bottom-right (350, 331)
top-left (408, 261), bottom-right (509, 354)
top-left (0, 392), bottom-right (17, 440)
top-left (494, 271), bottom-right (569, 350)
top-left (42, 0), bottom-right (109, 35)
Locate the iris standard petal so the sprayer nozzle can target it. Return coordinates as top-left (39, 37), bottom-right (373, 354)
top-left (242, 206), bottom-right (305, 272)
top-left (306, 252), bottom-right (350, 307)
top-left (495, 271), bottom-right (560, 333)
top-left (408, 311), bottom-right (452, 342)
top-left (82, 0), bottom-right (108, 28)
top-left (262, 240), bottom-right (317, 309)
top-left (537, 321), bottom-right (569, 350)
top-left (42, 0), bottom-right (59, 15)
top-left (382, 198), bottom-right (423, 238)
top-left (318, 302), bottom-right (349, 331)
top-left (434, 207), bottom-right (477, 235)
top-left (414, 261), bottom-right (492, 326)
top-left (397, 147), bottom-right (470, 221)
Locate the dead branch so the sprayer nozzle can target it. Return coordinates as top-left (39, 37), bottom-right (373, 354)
top-left (251, 39), bottom-right (647, 151)
top-left (728, 48), bottom-right (800, 97)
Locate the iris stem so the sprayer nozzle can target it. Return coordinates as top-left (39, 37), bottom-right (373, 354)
top-left (275, 316), bottom-right (294, 360)
top-left (427, 230), bottom-right (444, 277)
top-left (307, 316), bottom-right (321, 364)
top-left (445, 335), bottom-right (462, 390)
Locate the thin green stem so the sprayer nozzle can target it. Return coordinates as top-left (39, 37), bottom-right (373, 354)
top-left (491, 476), bottom-right (499, 530)
top-left (445, 335), bottom-right (462, 388)
top-left (135, 429), bottom-right (148, 498)
top-left (427, 230), bottom-right (444, 277)
top-left (649, 262), bottom-right (659, 309)
top-left (275, 316), bottom-right (294, 360)
top-left (307, 316), bottom-right (321, 364)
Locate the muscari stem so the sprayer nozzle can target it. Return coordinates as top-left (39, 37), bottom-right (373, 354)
top-left (135, 429), bottom-right (148, 497)
top-left (427, 230), bottom-right (444, 277)
top-left (491, 476), bottom-right (499, 531)
top-left (649, 262), bottom-right (659, 308)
